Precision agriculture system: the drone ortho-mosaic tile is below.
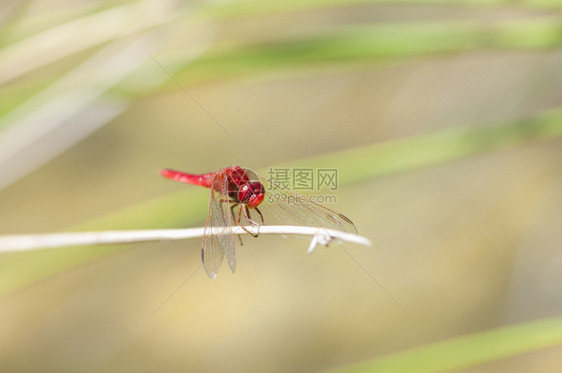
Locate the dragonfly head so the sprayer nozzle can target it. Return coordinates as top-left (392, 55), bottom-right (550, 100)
top-left (239, 181), bottom-right (265, 208)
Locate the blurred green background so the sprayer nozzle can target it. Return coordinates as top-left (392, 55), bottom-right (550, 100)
top-left (1, 0), bottom-right (562, 372)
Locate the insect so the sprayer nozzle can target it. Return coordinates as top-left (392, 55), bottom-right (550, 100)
top-left (161, 166), bottom-right (357, 278)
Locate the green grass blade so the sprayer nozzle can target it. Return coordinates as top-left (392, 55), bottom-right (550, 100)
top-left (151, 18), bottom-right (562, 90)
top-left (198, 0), bottom-right (562, 19)
top-left (330, 316), bottom-right (562, 373)
top-left (0, 0), bottom-right (181, 85)
top-left (310, 106), bottom-right (562, 186)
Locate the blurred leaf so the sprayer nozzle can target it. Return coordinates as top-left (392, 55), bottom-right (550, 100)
top-left (330, 316), bottom-right (562, 373)
top-left (119, 17), bottom-right (562, 97)
top-left (4, 7), bottom-right (561, 101)
top-left (198, 0), bottom-right (562, 19)
top-left (1, 106), bottom-right (562, 293)
top-left (311, 106), bottom-right (562, 186)
top-left (0, 79), bottom-right (53, 128)
top-left (0, 0), bottom-right (180, 85)
top-left (0, 38), bottom-right (165, 190)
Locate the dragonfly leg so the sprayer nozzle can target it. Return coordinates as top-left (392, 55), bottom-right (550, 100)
top-left (232, 202), bottom-right (258, 238)
top-left (254, 206), bottom-right (265, 224)
top-left (238, 222), bottom-right (258, 237)
top-left (229, 202), bottom-right (239, 220)
top-left (230, 203), bottom-right (244, 245)
top-left (242, 205), bottom-right (261, 237)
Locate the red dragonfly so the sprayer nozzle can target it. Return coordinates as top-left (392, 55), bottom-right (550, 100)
top-left (161, 166), bottom-right (357, 278)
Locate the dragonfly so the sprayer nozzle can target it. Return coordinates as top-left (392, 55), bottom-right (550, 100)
top-left (160, 166), bottom-right (357, 279)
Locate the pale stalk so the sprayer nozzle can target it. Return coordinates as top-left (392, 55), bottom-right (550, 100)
top-left (0, 226), bottom-right (371, 253)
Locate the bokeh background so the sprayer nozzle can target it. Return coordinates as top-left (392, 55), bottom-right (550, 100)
top-left (1, 1), bottom-right (562, 372)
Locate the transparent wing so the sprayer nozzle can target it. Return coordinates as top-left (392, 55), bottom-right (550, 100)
top-left (260, 191), bottom-right (357, 234)
top-left (201, 172), bottom-right (235, 279)
top-left (251, 173), bottom-right (357, 234)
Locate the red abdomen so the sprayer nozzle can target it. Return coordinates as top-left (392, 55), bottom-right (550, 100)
top-left (160, 169), bottom-right (215, 188)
